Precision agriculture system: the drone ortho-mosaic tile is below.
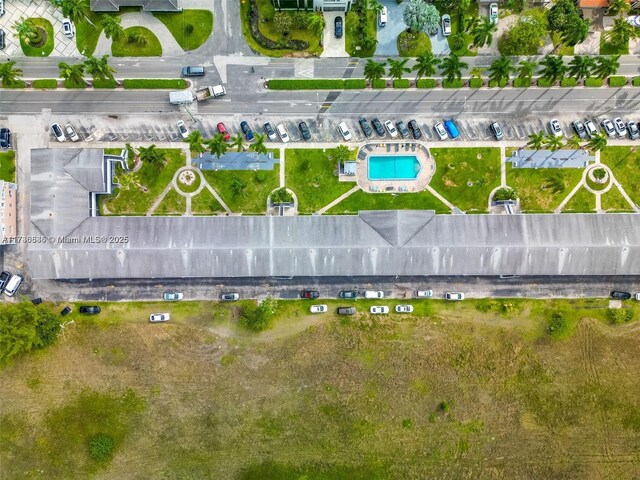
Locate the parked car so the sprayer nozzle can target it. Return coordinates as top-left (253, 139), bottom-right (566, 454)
top-left (163, 292), bottom-right (183, 300)
top-left (396, 120), bottom-right (410, 139)
top-left (31, 298), bottom-right (43, 305)
top-left (548, 119), bottom-right (563, 137)
top-left (79, 306), bottom-right (101, 314)
top-left (489, 122), bottom-right (503, 140)
top-left (370, 306), bottom-right (389, 314)
top-left (298, 121), bottom-right (311, 141)
top-left (176, 120), bottom-right (188, 140)
top-left (263, 122), bottom-right (277, 141)
top-left (489, 3), bottom-right (498, 23)
top-left (61, 306), bottom-right (72, 316)
top-left (3, 274), bottom-right (22, 297)
top-left (221, 292), bottom-right (240, 301)
top-left (613, 117), bottom-right (627, 137)
top-left (628, 121), bottom-right (640, 140)
top-left (334, 16), bottom-right (343, 38)
top-left (181, 66), bottom-right (205, 77)
top-left (339, 290), bottom-right (358, 299)
top-left (0, 271), bottom-right (10, 293)
top-left (216, 122), bottom-right (230, 141)
top-left (310, 304), bottom-right (328, 314)
top-left (338, 121), bottom-right (352, 141)
top-left (371, 117), bottom-right (385, 136)
top-left (364, 290), bottom-right (384, 299)
top-left (384, 120), bottom-right (398, 138)
top-left (636, 293), bottom-right (640, 301)
top-left (611, 291), bottom-right (631, 300)
top-left (408, 119), bottom-right (422, 139)
top-left (441, 14), bottom-right (451, 36)
top-left (149, 312), bottom-right (171, 322)
top-left (0, 29), bottom-right (5, 50)
top-left (444, 119), bottom-right (460, 139)
top-left (300, 290), bottom-right (320, 299)
top-left (601, 118), bottom-right (616, 138)
top-left (584, 119), bottom-right (598, 138)
top-left (416, 290), bottom-right (433, 297)
top-left (434, 122), bottom-right (448, 140)
top-left (337, 306), bottom-right (356, 315)
top-left (276, 123), bottom-right (290, 143)
top-left (0, 128), bottom-right (11, 149)
top-left (65, 123), bottom-right (80, 142)
top-left (51, 123), bottom-right (66, 142)
top-left (445, 292), bottom-right (465, 301)
top-left (240, 121), bottom-right (255, 141)
top-left (395, 304), bottom-right (414, 313)
top-left (378, 6), bottom-right (388, 27)
top-left (62, 18), bottom-right (75, 38)
top-left (572, 120), bottom-right (587, 139)
top-left (359, 117), bottom-right (373, 138)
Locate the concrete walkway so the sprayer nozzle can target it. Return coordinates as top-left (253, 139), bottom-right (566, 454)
top-left (425, 185), bottom-right (456, 211)
top-left (279, 146), bottom-right (285, 188)
top-left (317, 185), bottom-right (360, 214)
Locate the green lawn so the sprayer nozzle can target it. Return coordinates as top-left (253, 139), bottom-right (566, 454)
top-left (600, 185), bottom-right (634, 212)
top-left (112, 27), bottom-right (162, 56)
top-left (448, 9), bottom-right (477, 57)
top-left (153, 188), bottom-right (186, 215)
top-left (328, 189), bottom-right (451, 214)
top-left (191, 187), bottom-right (225, 215)
top-left (202, 167), bottom-right (280, 214)
top-left (285, 148), bottom-right (356, 214)
top-left (601, 147), bottom-right (640, 207)
top-left (561, 186), bottom-right (595, 213)
top-left (0, 151), bottom-right (16, 183)
top-left (506, 165), bottom-right (584, 212)
top-left (153, 10), bottom-right (214, 51)
top-left (346, 10), bottom-right (377, 57)
top-left (429, 147), bottom-right (501, 212)
top-left (101, 149), bottom-right (185, 215)
top-left (75, 11), bottom-right (103, 55)
top-left (397, 31), bottom-right (432, 57)
top-left (19, 18), bottom-right (54, 57)
top-left (32, 79), bottom-right (58, 89)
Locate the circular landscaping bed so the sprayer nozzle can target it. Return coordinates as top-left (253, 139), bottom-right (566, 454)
top-left (397, 31), bottom-right (432, 57)
top-left (176, 169), bottom-right (201, 194)
top-left (19, 18), bottom-right (54, 57)
top-left (112, 27), bottom-right (163, 57)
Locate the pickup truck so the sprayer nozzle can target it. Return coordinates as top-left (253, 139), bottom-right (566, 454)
top-left (195, 84), bottom-right (226, 101)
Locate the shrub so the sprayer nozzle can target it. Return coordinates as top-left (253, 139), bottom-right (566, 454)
top-left (547, 312), bottom-right (570, 338)
top-left (584, 77), bottom-right (603, 87)
top-left (513, 77), bottom-right (531, 88)
top-left (32, 79), bottom-right (57, 89)
top-left (442, 79), bottom-right (464, 88)
top-left (608, 76), bottom-right (627, 87)
top-left (450, 34), bottom-right (465, 51)
top-left (372, 79), bottom-right (387, 89)
top-left (344, 79), bottom-right (366, 89)
top-left (255, 171), bottom-right (266, 182)
top-left (607, 308), bottom-right (634, 325)
top-left (633, 76), bottom-right (640, 86)
top-left (488, 79), bottom-right (507, 88)
top-left (2, 80), bottom-right (27, 89)
top-left (493, 188), bottom-right (517, 201)
top-left (240, 297), bottom-right (279, 331)
top-left (592, 168), bottom-right (606, 180)
top-left (184, 23), bottom-right (194, 35)
top-left (270, 187), bottom-right (293, 204)
top-left (393, 79), bottom-right (410, 88)
top-left (469, 77), bottom-right (483, 88)
top-left (89, 434), bottom-right (115, 462)
top-left (92, 79), bottom-right (117, 88)
top-left (537, 78), bottom-right (553, 87)
top-left (560, 77), bottom-right (577, 87)
top-left (247, 0), bottom-right (308, 51)
top-left (416, 78), bottom-right (437, 88)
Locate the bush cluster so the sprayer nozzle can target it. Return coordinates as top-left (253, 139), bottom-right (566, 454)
top-left (393, 79), bottom-right (410, 88)
top-left (416, 78), bottom-right (437, 88)
top-left (584, 77), bottom-right (603, 87)
top-left (560, 77), bottom-right (577, 87)
top-left (240, 297), bottom-right (279, 331)
top-left (607, 308), bottom-right (634, 325)
top-left (248, 0), bottom-right (308, 51)
top-left (469, 78), bottom-right (483, 88)
top-left (608, 76), bottom-right (627, 87)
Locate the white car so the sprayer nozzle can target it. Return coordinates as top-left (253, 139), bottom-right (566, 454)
top-left (338, 121), bottom-right (352, 141)
top-left (177, 120), bottom-right (189, 139)
top-left (636, 293), bottom-right (640, 301)
top-left (626, 15), bottom-right (640, 27)
top-left (613, 117), bottom-right (627, 137)
top-left (277, 124), bottom-right (290, 143)
top-left (441, 14), bottom-right (451, 36)
top-left (548, 119), bottom-right (563, 137)
top-left (395, 304), bottom-right (414, 313)
top-left (445, 292), bottom-right (465, 301)
top-left (51, 123), bottom-right (66, 142)
top-left (584, 119), bottom-right (598, 138)
top-left (384, 120), bottom-right (398, 138)
top-left (489, 3), bottom-right (498, 24)
top-left (370, 306), bottom-right (389, 314)
top-left (434, 122), bottom-right (448, 140)
top-left (64, 124), bottom-right (80, 142)
top-left (416, 290), bottom-right (433, 297)
top-left (62, 18), bottom-right (75, 38)
top-left (601, 118), bottom-right (616, 138)
top-left (149, 312), bottom-right (170, 322)
top-left (310, 304), bottom-right (328, 314)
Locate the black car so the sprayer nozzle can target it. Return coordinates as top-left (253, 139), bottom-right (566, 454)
top-left (339, 290), bottom-right (358, 299)
top-left (31, 298), bottom-right (43, 305)
top-left (298, 121), bottom-right (311, 141)
top-left (0, 29), bottom-right (5, 51)
top-left (263, 122), bottom-right (277, 141)
top-left (79, 306), bottom-right (101, 314)
top-left (240, 121), bottom-right (254, 141)
top-left (359, 117), bottom-right (373, 138)
top-left (407, 120), bottom-right (422, 139)
top-left (611, 291), bottom-right (632, 300)
top-left (300, 290), bottom-right (320, 299)
top-left (371, 117), bottom-right (385, 136)
top-left (337, 307), bottom-right (356, 315)
top-left (396, 121), bottom-right (410, 139)
top-left (489, 122), bottom-right (503, 140)
top-left (60, 306), bottom-right (72, 316)
top-left (0, 128), bottom-right (11, 149)
top-left (572, 120), bottom-right (587, 139)
top-left (0, 271), bottom-right (10, 292)
top-left (334, 16), bottom-right (343, 38)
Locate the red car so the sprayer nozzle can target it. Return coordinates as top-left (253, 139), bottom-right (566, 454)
top-left (217, 122), bottom-right (230, 141)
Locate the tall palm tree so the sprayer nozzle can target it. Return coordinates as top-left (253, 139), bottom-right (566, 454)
top-left (561, 16), bottom-right (590, 47)
top-left (137, 144), bottom-right (164, 165)
top-left (14, 17), bottom-right (38, 43)
top-left (206, 134), bottom-right (228, 159)
top-left (607, 0), bottom-right (630, 16)
top-left (84, 55), bottom-right (116, 81)
top-left (412, 52), bottom-right (440, 80)
top-left (100, 15), bottom-right (125, 41)
top-left (440, 54), bottom-right (468, 83)
top-left (517, 60), bottom-right (537, 80)
top-left (488, 55), bottom-right (513, 85)
top-left (0, 60), bottom-right (23, 87)
top-left (538, 55), bottom-right (566, 84)
top-left (544, 134), bottom-right (564, 151)
top-left (586, 132), bottom-right (608, 152)
top-left (58, 62), bottom-right (85, 86)
top-left (527, 131), bottom-right (546, 150)
top-left (306, 12), bottom-right (326, 39)
top-left (464, 15), bottom-right (481, 34)
top-left (567, 55), bottom-right (595, 80)
top-left (472, 17), bottom-right (498, 48)
top-left (565, 135), bottom-right (583, 150)
top-left (231, 132), bottom-right (245, 152)
top-left (594, 55), bottom-right (620, 78)
top-left (370, 0), bottom-right (385, 14)
top-left (129, 31), bottom-right (148, 47)
top-left (249, 133), bottom-right (268, 155)
top-left (387, 58), bottom-right (411, 81)
top-left (606, 17), bottom-right (636, 48)
top-left (363, 59), bottom-right (386, 85)
top-left (61, 0), bottom-right (89, 24)
top-left (185, 130), bottom-right (205, 155)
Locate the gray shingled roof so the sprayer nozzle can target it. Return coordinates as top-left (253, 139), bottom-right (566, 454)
top-left (90, 0), bottom-right (180, 12)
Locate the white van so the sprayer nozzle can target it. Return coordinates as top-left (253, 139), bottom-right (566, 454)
top-left (378, 6), bottom-right (388, 27)
top-left (4, 274), bottom-right (23, 297)
top-left (364, 290), bottom-right (384, 299)
top-left (276, 124), bottom-right (290, 143)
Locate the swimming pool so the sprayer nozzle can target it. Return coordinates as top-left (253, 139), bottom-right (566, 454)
top-left (368, 155), bottom-right (421, 180)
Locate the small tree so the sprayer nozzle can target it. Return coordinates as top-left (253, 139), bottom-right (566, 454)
top-left (185, 130), bottom-right (205, 155)
top-left (333, 145), bottom-right (351, 164)
top-left (128, 31), bottom-right (148, 47)
top-left (594, 55), bottom-right (620, 79)
top-left (270, 187), bottom-right (294, 204)
top-left (0, 60), bottom-right (23, 87)
top-left (58, 62), bottom-right (86, 86)
top-left (403, 0), bottom-right (439, 34)
top-left (364, 59), bottom-right (386, 85)
top-left (538, 55), bottom-right (566, 84)
top-left (306, 12), bottom-right (326, 39)
top-left (84, 55), bottom-right (116, 81)
top-left (517, 59), bottom-right (537, 80)
top-left (89, 434), bottom-right (115, 462)
top-left (14, 17), bottom-right (39, 43)
top-left (527, 131), bottom-right (546, 150)
top-left (137, 144), bottom-right (164, 165)
top-left (249, 133), bottom-right (268, 155)
top-left (488, 55), bottom-right (513, 85)
top-left (230, 176), bottom-right (247, 197)
top-left (607, 0), bottom-right (630, 16)
top-left (561, 15), bottom-right (590, 47)
top-left (231, 132), bottom-right (245, 152)
top-left (586, 132), bottom-right (608, 152)
top-left (567, 55), bottom-right (595, 80)
top-left (440, 54), bottom-right (468, 83)
top-left (472, 17), bottom-right (498, 48)
top-left (544, 134), bottom-right (564, 151)
top-left (60, 0), bottom-right (89, 24)
top-left (100, 15), bottom-right (125, 41)
top-left (605, 17), bottom-right (636, 48)
top-left (205, 134), bottom-right (228, 159)
top-left (387, 58), bottom-right (411, 81)
top-left (413, 52), bottom-right (440, 80)
top-left (240, 297), bottom-right (279, 331)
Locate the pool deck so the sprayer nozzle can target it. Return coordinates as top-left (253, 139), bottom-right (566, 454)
top-left (342, 142), bottom-right (435, 193)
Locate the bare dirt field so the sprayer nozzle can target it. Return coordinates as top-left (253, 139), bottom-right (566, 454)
top-left (2, 299), bottom-right (640, 479)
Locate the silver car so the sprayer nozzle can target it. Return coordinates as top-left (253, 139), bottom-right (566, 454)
top-left (395, 304), bottom-right (414, 313)
top-left (548, 119), bottom-right (563, 137)
top-left (149, 313), bottom-right (170, 322)
top-left (64, 124), bottom-right (80, 142)
top-left (445, 292), bottom-right (465, 301)
top-left (613, 117), bottom-right (627, 137)
top-left (434, 122), bottom-right (448, 140)
top-left (601, 119), bottom-right (616, 138)
top-left (221, 292), bottom-right (240, 301)
top-left (163, 292), bottom-right (183, 301)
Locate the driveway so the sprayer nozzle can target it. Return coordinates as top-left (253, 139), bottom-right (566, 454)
top-left (375, 0), bottom-right (407, 56)
top-left (321, 12), bottom-right (348, 57)
top-left (430, 27), bottom-right (451, 55)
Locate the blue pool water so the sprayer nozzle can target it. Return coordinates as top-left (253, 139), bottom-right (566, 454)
top-left (368, 155), bottom-right (421, 180)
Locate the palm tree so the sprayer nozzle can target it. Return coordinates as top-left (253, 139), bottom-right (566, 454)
top-left (306, 12), bottom-right (326, 39)
top-left (472, 17), bottom-right (498, 48)
top-left (129, 31), bottom-right (148, 47)
top-left (470, 66), bottom-right (485, 80)
top-left (137, 145), bottom-right (164, 165)
top-left (58, 62), bottom-right (85, 86)
top-left (231, 132), bottom-right (245, 152)
top-left (100, 15), bottom-right (125, 42)
top-left (370, 0), bottom-right (385, 14)
top-left (363, 59), bottom-right (386, 85)
top-left (517, 60), bottom-right (537, 80)
top-left (538, 55), bottom-right (566, 84)
top-left (606, 17), bottom-right (636, 48)
top-left (185, 130), bottom-right (205, 155)
top-left (387, 58), bottom-right (411, 81)
top-left (594, 55), bottom-right (620, 79)
top-left (61, 0), bottom-right (89, 24)
top-left (0, 61), bottom-right (23, 87)
top-left (14, 17), bottom-right (38, 43)
top-left (565, 135), bottom-right (583, 149)
top-left (607, 0), bottom-right (630, 16)
top-left (567, 55), bottom-right (595, 80)
top-left (586, 132), bottom-right (608, 152)
top-left (440, 54), bottom-right (468, 83)
top-left (249, 133), bottom-right (268, 155)
top-left (412, 52), bottom-right (440, 81)
top-left (561, 16), bottom-right (589, 47)
top-left (544, 134), bottom-right (564, 151)
top-left (84, 55), bottom-right (116, 81)
top-left (488, 55), bottom-right (513, 85)
top-left (230, 176), bottom-right (247, 198)
top-left (464, 15), bottom-right (480, 34)
top-left (206, 134), bottom-right (228, 159)
top-left (527, 131), bottom-right (546, 150)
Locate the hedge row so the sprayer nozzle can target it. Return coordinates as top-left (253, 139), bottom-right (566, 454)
top-left (584, 78), bottom-right (603, 87)
top-left (469, 78), bottom-right (483, 88)
top-left (560, 77), bottom-right (577, 87)
top-left (32, 79), bottom-right (58, 89)
top-left (442, 79), bottom-right (464, 88)
top-left (416, 78), bottom-right (437, 88)
top-left (633, 76), bottom-right (640, 86)
top-left (122, 79), bottom-right (187, 89)
top-left (267, 79), bottom-right (366, 90)
top-left (608, 76), bottom-right (626, 87)
top-left (488, 79), bottom-right (507, 88)
top-left (93, 79), bottom-right (118, 89)
top-left (393, 79), bottom-right (410, 88)
top-left (513, 78), bottom-right (531, 88)
top-left (372, 79), bottom-right (386, 89)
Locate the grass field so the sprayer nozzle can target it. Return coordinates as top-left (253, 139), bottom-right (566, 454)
top-left (0, 151), bottom-right (16, 182)
top-left (2, 297), bottom-right (640, 478)
top-left (112, 27), bottom-right (162, 57)
top-left (19, 18), bottom-right (55, 57)
top-left (328, 189), bottom-right (450, 214)
top-left (153, 188), bottom-right (185, 215)
top-left (153, 10), bottom-right (214, 51)
top-left (191, 187), bottom-right (225, 215)
top-left (562, 186), bottom-right (595, 213)
top-left (601, 185), bottom-right (634, 212)
top-left (601, 147), bottom-right (640, 208)
top-left (202, 167), bottom-right (279, 214)
top-left (506, 165), bottom-right (584, 212)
